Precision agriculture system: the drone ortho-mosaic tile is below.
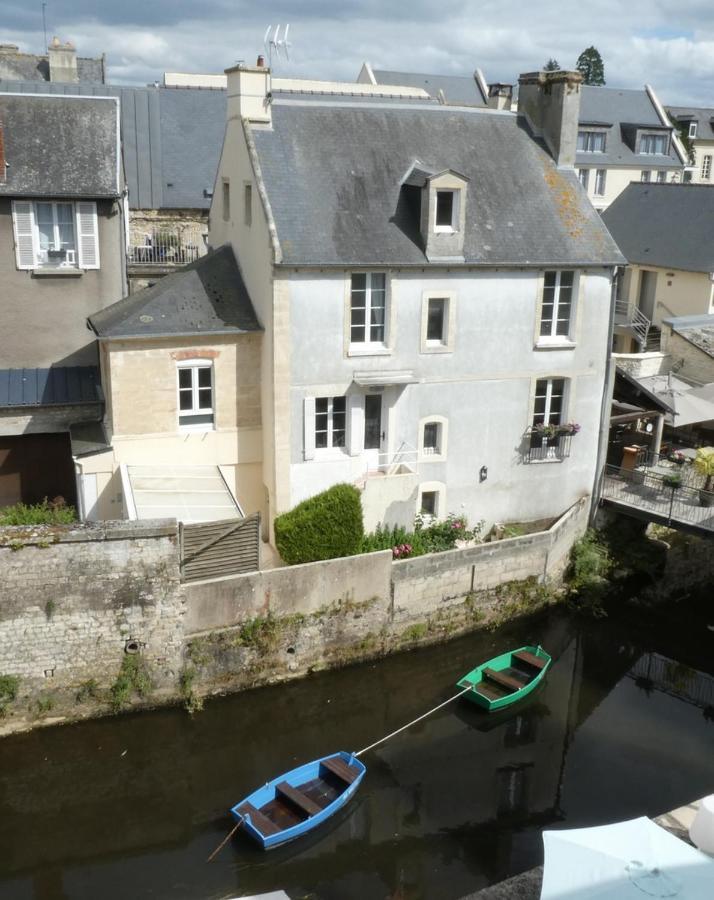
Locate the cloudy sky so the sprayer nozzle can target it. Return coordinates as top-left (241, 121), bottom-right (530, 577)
top-left (3, 1), bottom-right (713, 105)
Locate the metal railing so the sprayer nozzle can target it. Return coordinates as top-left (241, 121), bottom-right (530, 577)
top-left (602, 463), bottom-right (714, 533)
top-left (628, 652), bottom-right (714, 713)
top-left (128, 227), bottom-right (206, 266)
top-left (614, 299), bottom-right (651, 347)
top-left (523, 428), bottom-right (573, 463)
top-left (366, 442), bottom-right (419, 476)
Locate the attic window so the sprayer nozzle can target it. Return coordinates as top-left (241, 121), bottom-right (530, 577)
top-left (435, 190), bottom-right (457, 232)
top-left (689, 122), bottom-right (698, 139)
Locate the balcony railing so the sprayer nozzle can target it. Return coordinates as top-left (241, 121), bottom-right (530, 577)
top-left (523, 428), bottom-right (574, 463)
top-left (614, 299), bottom-right (651, 348)
top-left (128, 228), bottom-right (206, 266)
top-left (366, 442), bottom-right (419, 477)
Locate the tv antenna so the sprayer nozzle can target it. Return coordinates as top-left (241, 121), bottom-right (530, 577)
top-left (263, 24), bottom-right (291, 67)
top-left (41, 2), bottom-right (48, 50)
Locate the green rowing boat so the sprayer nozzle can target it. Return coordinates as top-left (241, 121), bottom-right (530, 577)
top-left (457, 645), bottom-right (551, 711)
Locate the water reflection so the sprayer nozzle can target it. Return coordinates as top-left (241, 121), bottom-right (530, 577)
top-left (0, 610), bottom-right (712, 900)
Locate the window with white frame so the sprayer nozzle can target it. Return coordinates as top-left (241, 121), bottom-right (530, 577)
top-left (640, 133), bottom-right (668, 155)
top-left (177, 361), bottom-right (214, 428)
top-left (594, 169), bottom-right (607, 196)
top-left (423, 421), bottom-right (442, 455)
top-left (533, 378), bottom-right (566, 427)
top-left (577, 130), bottom-right (606, 153)
top-left (426, 297), bottom-right (448, 344)
top-left (350, 273), bottom-right (387, 347)
top-left (435, 190), bottom-right (458, 231)
top-left (641, 170), bottom-right (651, 183)
top-left (11, 200), bottom-right (99, 270)
top-left (689, 122), bottom-right (698, 139)
top-left (578, 169), bottom-right (590, 189)
top-left (315, 396), bottom-right (347, 449)
top-left (656, 171), bottom-right (667, 183)
top-left (702, 155), bottom-right (712, 181)
top-left (420, 490), bottom-right (438, 517)
top-left (539, 271), bottom-right (575, 341)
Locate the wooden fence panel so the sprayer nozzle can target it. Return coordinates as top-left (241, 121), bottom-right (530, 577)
top-left (180, 513), bottom-right (260, 582)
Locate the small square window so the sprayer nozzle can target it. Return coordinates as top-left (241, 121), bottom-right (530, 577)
top-left (435, 190), bottom-right (456, 231)
top-left (420, 490), bottom-right (438, 517)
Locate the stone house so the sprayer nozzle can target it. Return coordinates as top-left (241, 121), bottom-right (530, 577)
top-left (603, 183), bottom-right (714, 354)
top-left (666, 106), bottom-right (714, 185)
top-left (0, 92), bottom-right (124, 508)
top-left (206, 64), bottom-right (623, 535)
top-left (0, 37), bottom-right (105, 84)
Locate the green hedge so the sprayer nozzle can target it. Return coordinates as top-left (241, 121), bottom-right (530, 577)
top-left (274, 483), bottom-right (364, 564)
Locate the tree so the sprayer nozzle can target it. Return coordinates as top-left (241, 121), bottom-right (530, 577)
top-left (576, 46), bottom-right (605, 85)
top-left (543, 58), bottom-right (560, 71)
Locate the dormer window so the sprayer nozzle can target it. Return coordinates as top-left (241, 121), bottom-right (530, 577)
top-left (577, 130), bottom-right (606, 153)
top-left (639, 133), bottom-right (668, 155)
top-left (435, 190), bottom-right (458, 232)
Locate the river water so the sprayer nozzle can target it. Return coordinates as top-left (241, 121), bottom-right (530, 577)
top-left (1, 605), bottom-right (713, 900)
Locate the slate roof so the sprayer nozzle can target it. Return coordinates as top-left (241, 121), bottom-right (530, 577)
top-left (664, 314), bottom-right (714, 359)
top-left (251, 99), bottom-right (624, 268)
top-left (0, 80), bottom-right (225, 209)
top-left (667, 106), bottom-right (714, 142)
top-left (372, 69), bottom-right (488, 107)
top-left (577, 85), bottom-right (682, 168)
top-left (0, 50), bottom-right (104, 84)
top-left (0, 94), bottom-right (119, 197)
top-left (89, 244), bottom-right (261, 339)
top-left (0, 366), bottom-right (101, 408)
top-left (602, 183), bottom-right (714, 272)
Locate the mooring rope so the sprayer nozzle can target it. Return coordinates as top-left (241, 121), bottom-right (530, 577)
top-left (353, 684), bottom-right (473, 758)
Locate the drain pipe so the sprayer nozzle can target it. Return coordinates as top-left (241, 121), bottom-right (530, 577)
top-left (590, 265), bottom-right (620, 525)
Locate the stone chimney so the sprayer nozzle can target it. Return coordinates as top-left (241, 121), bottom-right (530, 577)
top-left (48, 36), bottom-right (78, 83)
top-left (517, 70), bottom-right (582, 168)
top-left (224, 62), bottom-right (272, 125)
top-left (487, 83), bottom-right (513, 111)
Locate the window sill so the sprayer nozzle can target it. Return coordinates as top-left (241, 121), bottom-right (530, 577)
top-left (31, 268), bottom-right (83, 278)
top-left (311, 449), bottom-right (350, 462)
top-left (420, 343), bottom-right (452, 354)
top-left (419, 453), bottom-right (446, 463)
top-left (528, 456), bottom-right (566, 464)
top-left (534, 340), bottom-right (577, 351)
top-left (179, 424), bottom-right (215, 434)
top-left (347, 346), bottom-right (391, 358)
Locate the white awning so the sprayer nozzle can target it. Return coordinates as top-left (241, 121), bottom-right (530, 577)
top-left (122, 465), bottom-right (243, 523)
top-left (353, 369), bottom-right (417, 386)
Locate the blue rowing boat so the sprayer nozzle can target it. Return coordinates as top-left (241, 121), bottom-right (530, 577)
top-left (230, 751), bottom-right (366, 850)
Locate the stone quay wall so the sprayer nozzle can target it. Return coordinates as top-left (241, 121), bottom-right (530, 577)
top-left (0, 499), bottom-right (589, 735)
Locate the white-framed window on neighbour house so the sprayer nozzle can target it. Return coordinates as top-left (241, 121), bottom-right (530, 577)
top-left (417, 481), bottom-right (445, 521)
top-left (578, 169), bottom-right (590, 189)
top-left (594, 169), bottom-right (607, 196)
top-left (350, 272), bottom-right (387, 348)
top-left (177, 361), bottom-right (214, 429)
top-left (533, 378), bottom-right (566, 427)
top-left (689, 122), bottom-right (698, 139)
top-left (577, 130), bottom-right (606, 153)
top-left (314, 396), bottom-right (347, 450)
top-left (435, 190), bottom-right (458, 232)
top-left (641, 170), bottom-right (652, 183)
top-left (11, 200), bottom-right (99, 270)
top-left (640, 133), bottom-right (668, 155)
top-left (702, 156), bottom-right (712, 181)
top-left (538, 271), bottom-right (575, 343)
top-left (656, 171), bottom-right (667, 183)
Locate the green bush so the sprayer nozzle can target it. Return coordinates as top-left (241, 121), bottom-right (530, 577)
top-left (0, 675), bottom-right (19, 717)
top-left (0, 499), bottom-right (76, 526)
top-left (274, 483), bottom-right (364, 564)
top-left (568, 529), bottom-right (612, 614)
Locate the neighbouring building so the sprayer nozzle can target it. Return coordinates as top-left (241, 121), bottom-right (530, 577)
top-left (573, 85), bottom-right (686, 210)
top-left (82, 246), bottom-right (262, 523)
top-left (660, 314), bottom-right (714, 385)
top-left (603, 183), bottom-right (714, 353)
top-left (666, 106), bottom-right (714, 185)
top-left (0, 37), bottom-right (105, 84)
top-left (357, 61), bottom-right (496, 108)
top-left (0, 92), bottom-right (124, 507)
top-left (204, 64), bottom-right (623, 536)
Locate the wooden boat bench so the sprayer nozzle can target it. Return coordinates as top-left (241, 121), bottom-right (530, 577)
top-left (276, 781), bottom-right (323, 818)
top-left (472, 680), bottom-right (511, 701)
top-left (321, 756), bottom-right (359, 786)
top-left (483, 667), bottom-right (522, 693)
top-left (236, 801), bottom-right (281, 836)
top-left (513, 650), bottom-right (546, 671)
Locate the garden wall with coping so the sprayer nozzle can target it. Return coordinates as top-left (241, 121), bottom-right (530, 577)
top-left (0, 499), bottom-right (589, 735)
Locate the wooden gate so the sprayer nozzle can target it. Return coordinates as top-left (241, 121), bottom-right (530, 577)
top-left (179, 513), bottom-right (261, 582)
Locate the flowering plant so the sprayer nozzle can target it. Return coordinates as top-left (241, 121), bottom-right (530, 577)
top-left (392, 543), bottom-right (413, 559)
top-left (668, 450), bottom-right (686, 465)
top-left (533, 421), bottom-right (581, 438)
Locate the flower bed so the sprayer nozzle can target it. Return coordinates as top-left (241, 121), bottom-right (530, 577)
top-left (361, 514), bottom-right (484, 560)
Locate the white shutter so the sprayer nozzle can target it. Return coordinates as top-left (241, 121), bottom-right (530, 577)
top-left (12, 201), bottom-right (37, 269)
top-left (76, 201), bottom-right (100, 269)
top-left (303, 397), bottom-right (316, 461)
top-left (348, 394), bottom-right (364, 457)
